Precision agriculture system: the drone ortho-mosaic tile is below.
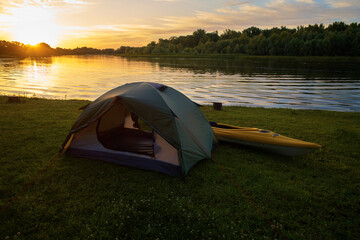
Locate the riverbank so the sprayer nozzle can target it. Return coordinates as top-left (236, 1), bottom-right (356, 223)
top-left (1, 96), bottom-right (359, 239)
top-left (117, 53), bottom-right (360, 61)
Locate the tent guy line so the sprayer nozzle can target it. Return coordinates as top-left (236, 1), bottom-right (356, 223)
top-left (0, 149), bottom-right (64, 215)
top-left (0, 97), bottom-right (116, 215)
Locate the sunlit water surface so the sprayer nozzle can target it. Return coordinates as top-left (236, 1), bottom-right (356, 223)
top-left (1, 55), bottom-right (359, 111)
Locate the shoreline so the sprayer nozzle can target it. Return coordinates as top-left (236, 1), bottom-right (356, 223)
top-left (2, 54), bottom-right (360, 61)
top-left (1, 95), bottom-right (359, 113)
top-left (116, 53), bottom-right (360, 61)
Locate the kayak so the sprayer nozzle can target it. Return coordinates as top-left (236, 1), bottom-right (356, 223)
top-left (210, 122), bottom-right (322, 157)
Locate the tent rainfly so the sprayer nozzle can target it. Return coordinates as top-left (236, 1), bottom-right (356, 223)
top-left (62, 82), bottom-right (215, 177)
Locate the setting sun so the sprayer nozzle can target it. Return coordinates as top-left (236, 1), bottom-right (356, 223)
top-left (7, 6), bottom-right (61, 46)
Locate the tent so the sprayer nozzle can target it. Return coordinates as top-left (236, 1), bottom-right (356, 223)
top-left (62, 82), bottom-right (214, 177)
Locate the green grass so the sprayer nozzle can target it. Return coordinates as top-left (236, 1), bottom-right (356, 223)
top-left (1, 96), bottom-right (359, 240)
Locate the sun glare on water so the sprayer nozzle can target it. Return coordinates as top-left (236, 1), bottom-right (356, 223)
top-left (8, 6), bottom-right (61, 46)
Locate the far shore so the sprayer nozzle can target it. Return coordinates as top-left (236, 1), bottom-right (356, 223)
top-left (2, 53), bottom-right (360, 62)
top-left (116, 53), bottom-right (360, 61)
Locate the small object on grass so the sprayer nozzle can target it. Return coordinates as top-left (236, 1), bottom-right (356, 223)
top-left (213, 102), bottom-right (222, 110)
top-left (7, 96), bottom-right (21, 103)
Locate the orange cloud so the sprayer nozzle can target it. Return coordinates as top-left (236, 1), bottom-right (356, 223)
top-left (1, 0), bottom-right (359, 48)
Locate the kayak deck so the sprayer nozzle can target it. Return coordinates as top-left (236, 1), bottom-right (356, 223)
top-left (210, 122), bottom-right (322, 157)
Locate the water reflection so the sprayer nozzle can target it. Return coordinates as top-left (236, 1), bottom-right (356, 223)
top-left (0, 55), bottom-right (359, 111)
top-left (127, 56), bottom-right (360, 79)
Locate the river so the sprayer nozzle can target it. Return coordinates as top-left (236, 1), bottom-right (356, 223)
top-left (1, 55), bottom-right (359, 111)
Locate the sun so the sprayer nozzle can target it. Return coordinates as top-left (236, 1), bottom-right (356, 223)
top-left (8, 6), bottom-right (62, 46)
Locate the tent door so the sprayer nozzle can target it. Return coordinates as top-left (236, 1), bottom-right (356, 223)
top-left (96, 103), bottom-right (154, 156)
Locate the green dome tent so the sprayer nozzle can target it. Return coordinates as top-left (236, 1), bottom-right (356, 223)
top-left (62, 82), bottom-right (214, 177)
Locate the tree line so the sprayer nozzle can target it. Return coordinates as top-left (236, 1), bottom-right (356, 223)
top-left (120, 22), bottom-right (360, 56)
top-left (1, 22), bottom-right (359, 57)
top-left (0, 41), bottom-right (116, 57)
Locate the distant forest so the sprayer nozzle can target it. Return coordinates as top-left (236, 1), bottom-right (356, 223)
top-left (1, 21), bottom-right (359, 57)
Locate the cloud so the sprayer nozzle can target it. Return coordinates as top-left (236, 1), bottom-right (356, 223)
top-left (226, 0), bottom-right (251, 6)
top-left (2, 0), bottom-right (360, 48)
top-left (59, 0), bottom-right (360, 48)
top-left (0, 0), bottom-right (92, 25)
top-left (0, 0), bottom-right (90, 11)
top-left (63, 0), bottom-right (89, 4)
top-left (58, 24), bottom-right (169, 48)
top-left (156, 0), bottom-right (360, 33)
top-left (295, 0), bottom-right (314, 4)
top-left (326, 0), bottom-right (355, 8)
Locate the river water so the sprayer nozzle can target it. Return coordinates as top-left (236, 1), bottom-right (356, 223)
top-left (1, 55), bottom-right (359, 111)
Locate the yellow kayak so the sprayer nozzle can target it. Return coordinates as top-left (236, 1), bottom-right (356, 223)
top-left (210, 122), bottom-right (322, 157)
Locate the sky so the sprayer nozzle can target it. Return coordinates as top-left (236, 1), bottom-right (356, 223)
top-left (0, 0), bottom-right (359, 49)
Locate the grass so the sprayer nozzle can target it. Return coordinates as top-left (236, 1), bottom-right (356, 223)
top-left (0, 96), bottom-right (359, 240)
